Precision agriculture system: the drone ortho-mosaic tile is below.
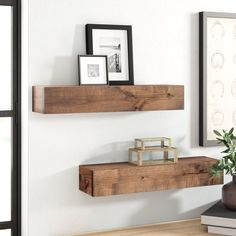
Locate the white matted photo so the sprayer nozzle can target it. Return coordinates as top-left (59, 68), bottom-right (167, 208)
top-left (86, 24), bottom-right (134, 85)
top-left (78, 55), bottom-right (109, 85)
top-left (94, 31), bottom-right (126, 77)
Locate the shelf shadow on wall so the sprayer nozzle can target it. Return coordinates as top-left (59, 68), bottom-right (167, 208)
top-left (79, 137), bottom-right (187, 166)
top-left (51, 56), bottom-right (77, 85)
top-left (50, 24), bottom-right (85, 85)
top-left (128, 196), bottom-right (218, 227)
top-left (80, 141), bottom-right (134, 165)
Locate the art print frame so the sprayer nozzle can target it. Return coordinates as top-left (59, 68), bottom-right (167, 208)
top-left (199, 12), bottom-right (236, 146)
top-left (86, 24), bottom-right (134, 85)
top-left (78, 55), bottom-right (109, 86)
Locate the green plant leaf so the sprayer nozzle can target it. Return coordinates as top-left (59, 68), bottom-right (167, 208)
top-left (223, 140), bottom-right (229, 147)
top-left (229, 127), bottom-right (234, 135)
top-left (221, 148), bottom-right (230, 153)
top-left (216, 137), bottom-right (223, 142)
top-left (213, 130), bottom-right (222, 137)
top-left (211, 127), bottom-right (236, 176)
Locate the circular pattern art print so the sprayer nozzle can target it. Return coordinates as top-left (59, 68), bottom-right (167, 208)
top-left (211, 21), bottom-right (225, 39)
top-left (211, 52), bottom-right (224, 70)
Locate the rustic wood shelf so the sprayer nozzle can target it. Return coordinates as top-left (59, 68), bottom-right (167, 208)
top-left (79, 156), bottom-right (223, 197)
top-left (32, 85), bottom-right (184, 114)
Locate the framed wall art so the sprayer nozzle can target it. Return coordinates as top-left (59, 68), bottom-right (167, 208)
top-left (199, 12), bottom-right (236, 146)
top-left (78, 55), bottom-right (109, 85)
top-left (86, 24), bottom-right (134, 85)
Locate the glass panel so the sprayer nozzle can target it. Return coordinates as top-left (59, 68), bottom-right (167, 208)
top-left (0, 6), bottom-right (12, 110)
top-left (0, 230), bottom-right (11, 236)
top-left (0, 118), bottom-right (11, 221)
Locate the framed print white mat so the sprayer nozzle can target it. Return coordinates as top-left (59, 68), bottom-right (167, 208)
top-left (78, 55), bottom-right (108, 85)
top-left (200, 12), bottom-right (236, 146)
top-left (86, 24), bottom-right (134, 85)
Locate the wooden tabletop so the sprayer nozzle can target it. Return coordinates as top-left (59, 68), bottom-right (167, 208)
top-left (75, 219), bottom-right (217, 236)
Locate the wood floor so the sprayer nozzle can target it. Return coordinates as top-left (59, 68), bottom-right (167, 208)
top-left (76, 219), bottom-right (217, 236)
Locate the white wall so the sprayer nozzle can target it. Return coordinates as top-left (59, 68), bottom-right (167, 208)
top-left (28, 0), bottom-right (234, 235)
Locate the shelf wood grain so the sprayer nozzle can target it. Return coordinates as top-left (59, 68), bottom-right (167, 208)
top-left (32, 85), bottom-right (184, 114)
top-left (79, 156), bottom-right (223, 197)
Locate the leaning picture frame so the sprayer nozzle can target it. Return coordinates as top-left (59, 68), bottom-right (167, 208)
top-left (78, 55), bottom-right (109, 85)
top-left (199, 12), bottom-right (236, 146)
top-left (86, 24), bottom-right (134, 85)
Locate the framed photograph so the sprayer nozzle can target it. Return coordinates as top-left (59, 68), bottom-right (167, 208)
top-left (199, 12), bottom-right (236, 146)
top-left (78, 55), bottom-right (109, 85)
top-left (86, 24), bottom-right (134, 85)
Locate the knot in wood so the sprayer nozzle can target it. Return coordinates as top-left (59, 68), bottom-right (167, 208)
top-left (85, 179), bottom-right (89, 190)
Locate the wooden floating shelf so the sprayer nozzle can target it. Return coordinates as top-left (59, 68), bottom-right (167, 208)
top-left (79, 156), bottom-right (223, 197)
top-left (32, 85), bottom-right (184, 114)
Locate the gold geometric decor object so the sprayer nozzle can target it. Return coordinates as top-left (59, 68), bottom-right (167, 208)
top-left (129, 137), bottom-right (178, 166)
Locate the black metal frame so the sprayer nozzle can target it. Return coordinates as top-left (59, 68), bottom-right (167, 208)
top-left (86, 24), bottom-right (134, 85)
top-left (0, 0), bottom-right (21, 235)
top-left (199, 12), bottom-right (236, 146)
top-left (78, 55), bottom-right (109, 85)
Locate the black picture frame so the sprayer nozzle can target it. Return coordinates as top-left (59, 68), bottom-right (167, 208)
top-left (86, 24), bottom-right (134, 85)
top-left (199, 12), bottom-right (236, 146)
top-left (78, 55), bottom-right (109, 85)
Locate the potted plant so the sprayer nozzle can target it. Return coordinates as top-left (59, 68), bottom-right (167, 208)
top-left (210, 128), bottom-right (236, 210)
